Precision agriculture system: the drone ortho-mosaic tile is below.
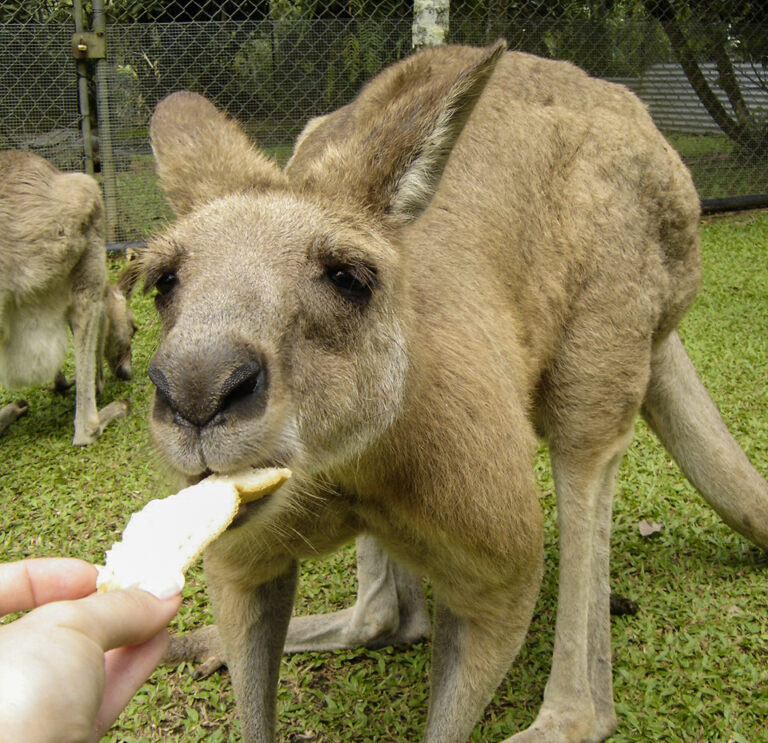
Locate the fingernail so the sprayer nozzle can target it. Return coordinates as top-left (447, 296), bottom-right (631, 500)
top-left (138, 572), bottom-right (184, 600)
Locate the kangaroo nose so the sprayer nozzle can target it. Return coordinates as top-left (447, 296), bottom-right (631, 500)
top-left (148, 355), bottom-right (268, 429)
top-left (115, 357), bottom-right (132, 380)
top-left (214, 360), bottom-right (265, 424)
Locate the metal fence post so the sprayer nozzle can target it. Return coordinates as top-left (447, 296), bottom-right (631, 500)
top-left (72, 0), bottom-right (95, 176)
top-left (92, 0), bottom-right (118, 243)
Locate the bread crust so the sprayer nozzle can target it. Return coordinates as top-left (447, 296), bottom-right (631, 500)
top-left (96, 467), bottom-right (291, 596)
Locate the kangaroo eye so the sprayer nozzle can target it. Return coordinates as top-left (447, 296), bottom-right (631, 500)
top-left (325, 264), bottom-right (376, 301)
top-left (155, 272), bottom-right (178, 296)
top-left (328, 268), bottom-right (365, 293)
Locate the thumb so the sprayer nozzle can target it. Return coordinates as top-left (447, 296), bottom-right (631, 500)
top-left (91, 631), bottom-right (171, 741)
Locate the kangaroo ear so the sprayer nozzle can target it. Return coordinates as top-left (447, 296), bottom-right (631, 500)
top-left (296, 40), bottom-right (506, 224)
top-left (150, 91), bottom-right (286, 216)
top-left (116, 250), bottom-right (143, 297)
top-left (385, 41), bottom-right (506, 221)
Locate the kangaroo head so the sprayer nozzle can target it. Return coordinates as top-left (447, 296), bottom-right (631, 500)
top-left (139, 41), bottom-right (505, 478)
top-left (104, 281), bottom-right (136, 380)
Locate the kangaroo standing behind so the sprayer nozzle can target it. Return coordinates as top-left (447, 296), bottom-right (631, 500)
top-left (139, 42), bottom-right (768, 742)
top-left (0, 151), bottom-right (134, 445)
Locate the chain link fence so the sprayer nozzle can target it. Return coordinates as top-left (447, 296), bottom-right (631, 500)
top-left (2, 1), bottom-right (767, 243)
top-left (0, 8), bottom-right (81, 169)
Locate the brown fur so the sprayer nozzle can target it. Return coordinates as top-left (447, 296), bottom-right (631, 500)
top-left (0, 150), bottom-right (134, 444)
top-left (139, 42), bottom-right (767, 742)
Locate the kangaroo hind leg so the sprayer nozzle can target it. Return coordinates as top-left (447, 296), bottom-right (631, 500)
top-left (510, 298), bottom-right (653, 742)
top-left (285, 533), bottom-right (430, 653)
top-left (505, 436), bottom-right (630, 743)
top-left (163, 534), bottom-right (430, 675)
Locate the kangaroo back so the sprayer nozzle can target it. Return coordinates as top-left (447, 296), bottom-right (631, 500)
top-left (0, 150), bottom-right (105, 299)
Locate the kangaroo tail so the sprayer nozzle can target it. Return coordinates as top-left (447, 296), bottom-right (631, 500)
top-left (641, 330), bottom-right (768, 551)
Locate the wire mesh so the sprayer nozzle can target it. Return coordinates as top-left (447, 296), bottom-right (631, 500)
top-left (98, 3), bottom-right (414, 240)
top-left (0, 5), bottom-right (82, 171)
top-left (1, 1), bottom-right (767, 242)
top-left (452, 1), bottom-right (768, 209)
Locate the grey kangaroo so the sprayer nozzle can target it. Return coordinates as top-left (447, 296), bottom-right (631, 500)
top-left (139, 41), bottom-right (768, 742)
top-left (0, 151), bottom-right (134, 445)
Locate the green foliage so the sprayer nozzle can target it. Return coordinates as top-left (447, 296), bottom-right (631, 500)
top-left (451, 1), bottom-right (673, 76)
top-left (643, 0), bottom-right (768, 161)
top-left (0, 0), bottom-right (73, 24)
top-left (1, 210), bottom-right (767, 741)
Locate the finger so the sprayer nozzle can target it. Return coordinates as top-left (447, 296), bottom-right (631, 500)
top-left (90, 631), bottom-right (170, 741)
top-left (0, 558), bottom-right (97, 614)
top-left (46, 588), bottom-right (182, 652)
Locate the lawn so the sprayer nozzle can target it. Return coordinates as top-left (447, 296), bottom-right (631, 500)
top-left (1, 210), bottom-right (767, 742)
top-left (664, 132), bottom-right (768, 201)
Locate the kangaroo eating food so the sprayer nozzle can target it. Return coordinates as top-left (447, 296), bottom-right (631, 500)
top-left (138, 42), bottom-right (768, 742)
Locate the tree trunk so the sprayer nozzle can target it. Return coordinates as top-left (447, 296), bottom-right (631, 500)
top-left (647, 0), bottom-right (746, 143)
top-left (711, 40), bottom-right (751, 127)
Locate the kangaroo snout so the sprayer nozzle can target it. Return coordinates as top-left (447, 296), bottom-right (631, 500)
top-left (148, 344), bottom-right (269, 430)
top-left (113, 356), bottom-right (133, 381)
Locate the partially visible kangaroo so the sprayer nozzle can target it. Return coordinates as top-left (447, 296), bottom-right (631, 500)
top-left (139, 41), bottom-right (768, 742)
top-left (0, 151), bottom-right (134, 445)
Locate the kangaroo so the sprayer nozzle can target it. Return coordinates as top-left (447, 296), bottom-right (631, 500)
top-left (139, 41), bottom-right (768, 742)
top-left (0, 150), bottom-right (135, 445)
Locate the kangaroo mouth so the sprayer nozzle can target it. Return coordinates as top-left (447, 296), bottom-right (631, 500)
top-left (229, 491), bottom-right (273, 528)
top-left (192, 463), bottom-right (291, 527)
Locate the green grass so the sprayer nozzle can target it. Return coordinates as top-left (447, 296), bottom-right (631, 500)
top-left (1, 212), bottom-right (767, 742)
top-left (664, 132), bottom-right (768, 200)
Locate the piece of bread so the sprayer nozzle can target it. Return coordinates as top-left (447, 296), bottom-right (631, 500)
top-left (96, 467), bottom-right (291, 598)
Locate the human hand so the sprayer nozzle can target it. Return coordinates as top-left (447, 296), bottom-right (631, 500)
top-left (0, 558), bottom-right (181, 742)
